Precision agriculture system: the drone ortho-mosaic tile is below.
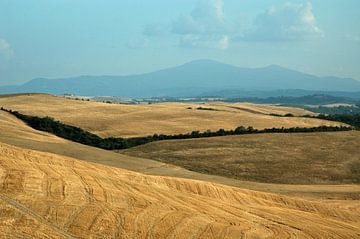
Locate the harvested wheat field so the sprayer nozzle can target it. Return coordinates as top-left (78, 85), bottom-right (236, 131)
top-left (123, 131), bottom-right (360, 185)
top-left (0, 94), bottom-right (342, 138)
top-left (1, 142), bottom-right (360, 238)
top-left (0, 109), bottom-right (172, 173)
top-left (1, 106), bottom-right (360, 200)
top-left (204, 102), bottom-right (315, 116)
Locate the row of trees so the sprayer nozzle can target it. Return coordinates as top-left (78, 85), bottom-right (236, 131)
top-left (305, 106), bottom-right (360, 115)
top-left (268, 112), bottom-right (360, 129)
top-left (1, 107), bottom-right (354, 150)
top-left (307, 114), bottom-right (360, 129)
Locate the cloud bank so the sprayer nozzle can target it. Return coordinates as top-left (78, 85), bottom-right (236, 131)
top-left (141, 1), bottom-right (323, 49)
top-left (171, 0), bottom-right (229, 49)
top-left (0, 38), bottom-right (13, 61)
top-left (0, 38), bottom-right (10, 52)
top-left (242, 2), bottom-right (323, 41)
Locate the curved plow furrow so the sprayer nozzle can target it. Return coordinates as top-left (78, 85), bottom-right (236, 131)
top-left (0, 143), bottom-right (359, 238)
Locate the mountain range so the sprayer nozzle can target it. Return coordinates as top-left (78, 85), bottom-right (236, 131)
top-left (1, 59), bottom-right (360, 98)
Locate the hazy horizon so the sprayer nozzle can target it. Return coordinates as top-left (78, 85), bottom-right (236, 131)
top-left (1, 0), bottom-right (360, 86)
top-left (2, 59), bottom-right (360, 88)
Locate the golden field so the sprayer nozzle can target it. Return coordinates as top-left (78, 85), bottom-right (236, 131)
top-left (0, 94), bottom-right (342, 138)
top-left (3, 109), bottom-right (359, 200)
top-left (0, 94), bottom-right (359, 238)
top-left (1, 142), bottom-right (360, 238)
top-left (123, 131), bottom-right (360, 185)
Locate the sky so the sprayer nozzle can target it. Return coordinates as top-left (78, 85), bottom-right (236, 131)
top-left (0, 0), bottom-right (359, 86)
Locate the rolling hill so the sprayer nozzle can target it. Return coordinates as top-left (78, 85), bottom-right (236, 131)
top-left (0, 94), bottom-right (344, 138)
top-left (0, 108), bottom-right (358, 203)
top-left (1, 60), bottom-right (360, 97)
top-left (0, 94), bottom-right (359, 200)
top-left (0, 94), bottom-right (359, 237)
top-left (1, 107), bottom-right (359, 201)
top-left (1, 142), bottom-right (360, 238)
top-left (123, 131), bottom-right (360, 185)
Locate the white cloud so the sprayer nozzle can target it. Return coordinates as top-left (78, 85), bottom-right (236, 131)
top-left (172, 0), bottom-right (226, 35)
top-left (243, 2), bottom-right (323, 41)
top-left (178, 35), bottom-right (201, 48)
top-left (179, 34), bottom-right (229, 50)
top-left (0, 38), bottom-right (10, 52)
top-left (191, 0), bottom-right (224, 27)
top-left (218, 35), bottom-right (229, 50)
top-left (172, 15), bottom-right (202, 35)
top-left (0, 38), bottom-right (13, 61)
top-left (145, 1), bottom-right (323, 48)
top-left (171, 0), bottom-right (229, 49)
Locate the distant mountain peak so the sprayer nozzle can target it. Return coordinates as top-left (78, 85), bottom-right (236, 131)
top-left (180, 59), bottom-right (227, 68)
top-left (265, 64), bottom-right (283, 69)
top-left (1, 60), bottom-right (360, 97)
top-left (185, 59), bottom-right (222, 64)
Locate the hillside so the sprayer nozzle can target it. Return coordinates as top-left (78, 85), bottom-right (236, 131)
top-left (1, 60), bottom-right (360, 97)
top-left (226, 94), bottom-right (360, 105)
top-left (0, 94), bottom-right (344, 138)
top-left (123, 131), bottom-right (360, 185)
top-left (1, 103), bottom-right (359, 200)
top-left (1, 142), bottom-right (360, 238)
top-left (0, 109), bottom-right (170, 172)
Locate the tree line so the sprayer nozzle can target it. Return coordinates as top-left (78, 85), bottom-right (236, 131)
top-left (268, 112), bottom-right (360, 129)
top-left (308, 114), bottom-right (360, 129)
top-left (1, 107), bottom-right (354, 150)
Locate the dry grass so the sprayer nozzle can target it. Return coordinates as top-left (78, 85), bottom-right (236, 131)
top-left (0, 94), bottom-right (360, 238)
top-left (1, 142), bottom-right (360, 238)
top-left (122, 131), bottom-right (360, 185)
top-left (0, 94), bottom-right (342, 138)
top-left (1, 108), bottom-right (360, 200)
top-left (207, 102), bottom-right (315, 116)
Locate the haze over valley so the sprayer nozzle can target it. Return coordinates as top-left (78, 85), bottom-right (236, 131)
top-left (2, 60), bottom-right (360, 98)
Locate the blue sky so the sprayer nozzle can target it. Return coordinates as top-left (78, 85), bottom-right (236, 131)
top-left (0, 0), bottom-right (359, 85)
